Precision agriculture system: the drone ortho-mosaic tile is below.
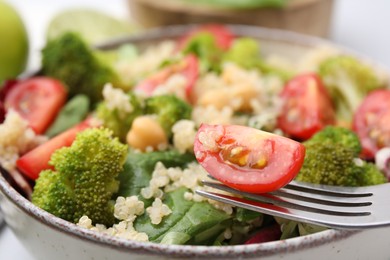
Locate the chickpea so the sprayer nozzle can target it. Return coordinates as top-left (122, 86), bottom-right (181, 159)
top-left (126, 116), bottom-right (168, 151)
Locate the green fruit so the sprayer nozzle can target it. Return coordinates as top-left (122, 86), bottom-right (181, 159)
top-left (0, 1), bottom-right (29, 82)
top-left (46, 9), bottom-right (139, 45)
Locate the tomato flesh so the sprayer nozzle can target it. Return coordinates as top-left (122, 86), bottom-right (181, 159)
top-left (4, 77), bottom-right (67, 134)
top-left (16, 118), bottom-right (96, 180)
top-left (135, 54), bottom-right (199, 101)
top-left (177, 24), bottom-right (234, 51)
top-left (194, 124), bottom-right (305, 193)
top-left (353, 89), bottom-right (390, 159)
top-left (277, 73), bottom-right (335, 140)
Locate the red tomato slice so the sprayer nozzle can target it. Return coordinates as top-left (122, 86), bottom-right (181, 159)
top-left (194, 124), bottom-right (305, 193)
top-left (4, 77), bottom-right (67, 134)
top-left (16, 118), bottom-right (97, 180)
top-left (352, 89), bottom-right (390, 159)
top-left (277, 73), bottom-right (335, 140)
top-left (135, 54), bottom-right (199, 101)
top-left (177, 24), bottom-right (234, 51)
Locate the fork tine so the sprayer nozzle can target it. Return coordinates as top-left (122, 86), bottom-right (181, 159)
top-left (195, 190), bottom-right (372, 229)
top-left (286, 181), bottom-right (372, 197)
top-left (272, 188), bottom-right (372, 206)
top-left (202, 181), bottom-right (371, 215)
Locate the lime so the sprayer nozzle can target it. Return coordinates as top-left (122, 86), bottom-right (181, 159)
top-left (0, 1), bottom-right (29, 82)
top-left (46, 9), bottom-right (139, 45)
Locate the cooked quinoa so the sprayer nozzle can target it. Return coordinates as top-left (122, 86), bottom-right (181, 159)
top-left (0, 110), bottom-right (46, 171)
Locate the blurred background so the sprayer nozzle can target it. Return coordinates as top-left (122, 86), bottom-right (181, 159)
top-left (1, 0), bottom-right (390, 258)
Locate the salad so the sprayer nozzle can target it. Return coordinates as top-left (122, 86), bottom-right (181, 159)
top-left (0, 24), bottom-right (389, 246)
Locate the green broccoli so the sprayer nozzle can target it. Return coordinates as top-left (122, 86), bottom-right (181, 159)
top-left (144, 95), bottom-right (192, 138)
top-left (295, 126), bottom-right (386, 186)
top-left (307, 126), bottom-right (362, 155)
top-left (96, 91), bottom-right (143, 141)
top-left (32, 128), bottom-right (128, 226)
top-left (182, 32), bottom-right (223, 72)
top-left (319, 55), bottom-right (383, 122)
top-left (357, 161), bottom-right (388, 186)
top-left (41, 32), bottom-right (127, 104)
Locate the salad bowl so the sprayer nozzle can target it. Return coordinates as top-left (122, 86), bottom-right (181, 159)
top-left (0, 24), bottom-right (390, 260)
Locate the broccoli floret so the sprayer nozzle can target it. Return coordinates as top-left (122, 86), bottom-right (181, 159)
top-left (96, 90), bottom-right (143, 141)
top-left (32, 128), bottom-right (128, 226)
top-left (144, 95), bottom-right (192, 138)
top-left (358, 161), bottom-right (387, 186)
top-left (319, 55), bottom-right (383, 122)
top-left (41, 32), bottom-right (126, 104)
top-left (223, 38), bottom-right (292, 81)
top-left (182, 32), bottom-right (223, 72)
top-left (307, 126), bottom-right (362, 155)
top-left (295, 126), bottom-right (386, 186)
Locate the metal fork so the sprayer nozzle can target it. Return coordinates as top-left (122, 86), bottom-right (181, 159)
top-left (196, 180), bottom-right (390, 229)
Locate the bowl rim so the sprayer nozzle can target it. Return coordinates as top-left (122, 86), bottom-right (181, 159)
top-left (1, 23), bottom-right (384, 258)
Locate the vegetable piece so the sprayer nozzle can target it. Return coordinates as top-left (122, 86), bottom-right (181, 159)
top-left (4, 77), bottom-right (67, 134)
top-left (223, 37), bottom-right (260, 69)
top-left (223, 38), bottom-right (292, 81)
top-left (134, 54), bottom-right (199, 101)
top-left (117, 150), bottom-right (195, 198)
top-left (244, 224), bottom-right (281, 244)
top-left (277, 73), bottom-right (335, 140)
top-left (16, 118), bottom-right (95, 180)
top-left (45, 94), bottom-right (90, 137)
top-left (157, 199), bottom-right (231, 245)
top-left (144, 95), bottom-right (192, 138)
top-left (135, 187), bottom-right (232, 245)
top-left (41, 32), bottom-right (124, 104)
top-left (319, 55), bottom-right (383, 122)
top-left (308, 125), bottom-right (362, 155)
top-left (181, 32), bottom-right (223, 73)
top-left (295, 126), bottom-right (387, 186)
top-left (352, 89), bottom-right (390, 159)
top-left (194, 124), bottom-right (306, 193)
top-left (96, 88), bottom-right (143, 141)
top-left (134, 187), bottom-right (231, 245)
top-left (177, 24), bottom-right (234, 51)
top-left (31, 128), bottom-right (128, 226)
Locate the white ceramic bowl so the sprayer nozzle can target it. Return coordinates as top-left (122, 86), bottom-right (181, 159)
top-left (1, 25), bottom-right (390, 260)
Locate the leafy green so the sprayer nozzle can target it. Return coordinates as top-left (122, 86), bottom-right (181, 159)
top-left (117, 150), bottom-right (195, 199)
top-left (45, 94), bottom-right (90, 137)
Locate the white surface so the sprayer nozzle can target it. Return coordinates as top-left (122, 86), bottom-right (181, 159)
top-left (1, 0), bottom-right (390, 259)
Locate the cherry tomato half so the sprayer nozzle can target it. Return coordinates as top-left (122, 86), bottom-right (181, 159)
top-left (4, 77), bottom-right (67, 134)
top-left (194, 124), bottom-right (306, 193)
top-left (177, 24), bottom-right (234, 51)
top-left (277, 73), bottom-right (335, 140)
top-left (16, 118), bottom-right (97, 180)
top-left (353, 89), bottom-right (390, 159)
